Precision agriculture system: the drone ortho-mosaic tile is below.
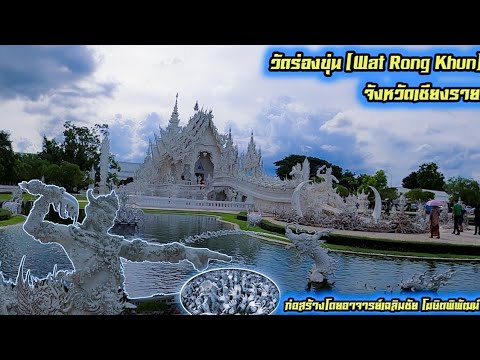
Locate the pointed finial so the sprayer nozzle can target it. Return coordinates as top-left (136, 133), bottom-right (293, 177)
top-left (176, 92), bottom-right (178, 99)
top-left (194, 100), bottom-right (199, 112)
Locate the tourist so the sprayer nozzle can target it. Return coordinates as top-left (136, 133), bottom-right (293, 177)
top-left (429, 206), bottom-right (440, 239)
top-left (459, 204), bottom-right (466, 232)
top-left (474, 204), bottom-right (480, 235)
top-left (452, 200), bottom-right (462, 235)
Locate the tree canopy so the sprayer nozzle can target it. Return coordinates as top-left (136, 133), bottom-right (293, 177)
top-left (0, 131), bottom-right (16, 185)
top-left (444, 176), bottom-right (480, 206)
top-left (38, 121), bottom-right (120, 188)
top-left (405, 188), bottom-right (435, 203)
top-left (402, 162), bottom-right (445, 191)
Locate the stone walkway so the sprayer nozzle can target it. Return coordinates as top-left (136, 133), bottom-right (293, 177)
top-left (264, 216), bottom-right (480, 247)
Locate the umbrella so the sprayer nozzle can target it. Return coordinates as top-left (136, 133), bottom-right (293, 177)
top-left (426, 199), bottom-right (443, 207)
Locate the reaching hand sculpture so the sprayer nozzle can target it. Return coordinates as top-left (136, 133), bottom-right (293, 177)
top-left (10, 180), bottom-right (231, 315)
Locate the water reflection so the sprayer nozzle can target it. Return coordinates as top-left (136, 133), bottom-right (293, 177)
top-left (1, 214), bottom-right (480, 301)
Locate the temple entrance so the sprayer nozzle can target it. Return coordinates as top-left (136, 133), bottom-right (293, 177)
top-left (194, 152), bottom-right (214, 184)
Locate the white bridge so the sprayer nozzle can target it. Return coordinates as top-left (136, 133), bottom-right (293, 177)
top-left (211, 176), bottom-right (294, 203)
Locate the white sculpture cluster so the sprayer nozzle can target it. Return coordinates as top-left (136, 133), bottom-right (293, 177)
top-left (285, 159), bottom-right (429, 234)
top-left (1, 188), bottom-right (22, 216)
top-left (114, 186), bottom-right (145, 227)
top-left (181, 268), bottom-right (279, 315)
top-left (247, 211), bottom-right (262, 227)
top-left (0, 180), bottom-right (231, 315)
top-left (285, 225), bottom-right (335, 284)
top-left (399, 269), bottom-right (455, 292)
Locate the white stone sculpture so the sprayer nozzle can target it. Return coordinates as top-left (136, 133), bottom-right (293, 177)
top-left (247, 211), bottom-right (262, 227)
top-left (0, 180), bottom-right (231, 315)
top-left (399, 269), bottom-right (455, 292)
top-left (285, 225), bottom-right (334, 284)
top-left (1, 188), bottom-right (22, 215)
top-left (115, 187), bottom-right (145, 227)
top-left (368, 185), bottom-right (382, 223)
top-left (316, 165), bottom-right (339, 190)
top-left (88, 165), bottom-right (95, 190)
top-left (98, 135), bottom-right (110, 194)
top-left (291, 180), bottom-right (312, 219)
top-left (289, 163), bottom-right (303, 181)
top-left (357, 189), bottom-right (370, 213)
top-left (398, 193), bottom-right (406, 213)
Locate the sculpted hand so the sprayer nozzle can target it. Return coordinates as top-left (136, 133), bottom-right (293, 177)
top-left (185, 247), bottom-right (232, 272)
top-left (19, 180), bottom-right (79, 221)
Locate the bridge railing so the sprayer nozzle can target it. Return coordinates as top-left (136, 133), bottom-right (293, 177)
top-left (129, 195), bottom-right (253, 211)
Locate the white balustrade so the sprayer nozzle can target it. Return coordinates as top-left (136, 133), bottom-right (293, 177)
top-left (130, 195), bottom-right (253, 211)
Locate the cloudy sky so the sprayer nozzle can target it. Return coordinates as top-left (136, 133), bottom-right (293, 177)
top-left (1, 45), bottom-right (479, 186)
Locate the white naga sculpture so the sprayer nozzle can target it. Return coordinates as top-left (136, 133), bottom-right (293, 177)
top-left (0, 180), bottom-right (231, 315)
top-left (285, 225), bottom-right (334, 284)
top-left (399, 269), bottom-right (455, 292)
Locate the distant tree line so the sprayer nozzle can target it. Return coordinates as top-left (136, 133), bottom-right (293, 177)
top-left (0, 121), bottom-right (120, 193)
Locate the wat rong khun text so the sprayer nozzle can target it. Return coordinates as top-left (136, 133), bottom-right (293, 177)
top-left (267, 49), bottom-right (480, 104)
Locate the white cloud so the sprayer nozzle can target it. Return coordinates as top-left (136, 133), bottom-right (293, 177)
top-left (321, 145), bottom-right (338, 152)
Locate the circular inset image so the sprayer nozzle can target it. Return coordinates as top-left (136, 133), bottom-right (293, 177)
top-left (180, 268), bottom-right (280, 315)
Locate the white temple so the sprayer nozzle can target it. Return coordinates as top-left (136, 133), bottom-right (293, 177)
top-left (131, 95), bottom-right (265, 203)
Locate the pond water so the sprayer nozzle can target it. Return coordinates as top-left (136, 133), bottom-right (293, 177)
top-left (1, 213), bottom-right (480, 304)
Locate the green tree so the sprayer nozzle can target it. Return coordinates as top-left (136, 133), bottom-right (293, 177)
top-left (39, 137), bottom-right (63, 165)
top-left (39, 121), bottom-right (119, 189)
top-left (45, 161), bottom-right (85, 193)
top-left (274, 154), bottom-right (342, 180)
top-left (358, 170), bottom-right (397, 202)
top-left (405, 188), bottom-right (435, 203)
top-left (338, 170), bottom-right (361, 193)
top-left (444, 176), bottom-right (480, 206)
top-left (0, 131), bottom-right (17, 184)
top-left (14, 153), bottom-right (51, 183)
top-left (334, 184), bottom-right (349, 198)
top-left (359, 170), bottom-right (388, 191)
top-left (402, 162), bottom-right (445, 191)
top-left (402, 171), bottom-right (419, 189)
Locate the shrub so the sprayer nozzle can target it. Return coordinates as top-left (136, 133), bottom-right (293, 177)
top-left (0, 208), bottom-right (12, 221)
top-left (237, 211), bottom-right (247, 221)
top-left (260, 219), bottom-right (285, 235)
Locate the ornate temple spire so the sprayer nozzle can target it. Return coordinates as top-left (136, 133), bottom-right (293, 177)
top-left (168, 93), bottom-right (180, 127)
top-left (194, 100), bottom-right (199, 112)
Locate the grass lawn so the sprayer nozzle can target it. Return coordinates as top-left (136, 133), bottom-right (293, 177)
top-left (0, 215), bottom-right (26, 227)
top-left (143, 209), bottom-right (289, 241)
top-left (323, 243), bottom-right (480, 260)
